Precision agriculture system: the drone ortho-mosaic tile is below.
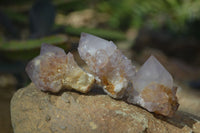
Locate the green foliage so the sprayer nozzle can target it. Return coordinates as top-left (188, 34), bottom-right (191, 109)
top-left (0, 35), bottom-right (68, 60)
top-left (3, 9), bottom-right (28, 24)
top-left (3, 0), bottom-right (200, 33)
top-left (0, 35), bottom-right (67, 51)
top-left (3, 0), bottom-right (200, 37)
top-left (56, 0), bottom-right (89, 13)
top-left (97, 0), bottom-right (200, 32)
top-left (63, 26), bottom-right (126, 40)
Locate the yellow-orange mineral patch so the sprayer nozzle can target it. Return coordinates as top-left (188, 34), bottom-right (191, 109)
top-left (101, 76), bottom-right (115, 95)
top-left (141, 83), bottom-right (179, 116)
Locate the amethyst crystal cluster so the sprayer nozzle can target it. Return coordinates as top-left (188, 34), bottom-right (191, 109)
top-left (26, 33), bottom-right (179, 117)
top-left (26, 44), bottom-right (94, 93)
top-left (78, 33), bottom-right (136, 98)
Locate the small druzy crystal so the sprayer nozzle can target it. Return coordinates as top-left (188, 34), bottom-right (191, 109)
top-left (127, 56), bottom-right (179, 116)
top-left (78, 33), bottom-right (136, 98)
top-left (26, 43), bottom-right (95, 93)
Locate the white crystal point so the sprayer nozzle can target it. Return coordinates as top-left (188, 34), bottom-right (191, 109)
top-left (133, 55), bottom-right (173, 92)
top-left (40, 43), bottom-right (66, 56)
top-left (78, 33), bottom-right (117, 73)
top-left (127, 55), bottom-right (179, 117)
top-left (78, 33), bottom-right (136, 98)
top-left (78, 33), bottom-right (117, 58)
top-left (26, 44), bottom-right (95, 93)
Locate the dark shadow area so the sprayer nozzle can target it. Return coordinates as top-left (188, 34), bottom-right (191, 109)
top-left (88, 84), bottom-right (107, 95)
top-left (154, 111), bottom-right (200, 129)
top-left (124, 98), bottom-right (199, 129)
top-left (133, 27), bottom-right (200, 66)
top-left (46, 84), bottom-right (106, 97)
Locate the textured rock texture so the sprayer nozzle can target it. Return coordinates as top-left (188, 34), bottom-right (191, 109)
top-left (11, 84), bottom-right (200, 133)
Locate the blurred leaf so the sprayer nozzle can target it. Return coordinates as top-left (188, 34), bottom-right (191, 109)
top-left (0, 35), bottom-right (68, 60)
top-left (56, 0), bottom-right (89, 13)
top-left (0, 35), bottom-right (67, 51)
top-left (4, 9), bottom-right (28, 24)
top-left (97, 0), bottom-right (200, 32)
top-left (63, 26), bottom-right (126, 40)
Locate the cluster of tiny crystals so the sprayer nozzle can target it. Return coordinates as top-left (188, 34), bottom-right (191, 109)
top-left (26, 33), bottom-right (179, 117)
top-left (26, 43), bottom-right (94, 93)
top-left (78, 33), bottom-right (136, 98)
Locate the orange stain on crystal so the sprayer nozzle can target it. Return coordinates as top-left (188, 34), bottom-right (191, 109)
top-left (101, 76), bottom-right (115, 95)
top-left (141, 83), bottom-right (179, 116)
top-left (39, 56), bottom-right (67, 90)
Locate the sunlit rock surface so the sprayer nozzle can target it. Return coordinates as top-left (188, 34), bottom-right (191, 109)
top-left (78, 33), bottom-right (136, 98)
top-left (26, 44), bottom-right (94, 93)
top-left (11, 84), bottom-right (200, 133)
top-left (127, 56), bottom-right (179, 116)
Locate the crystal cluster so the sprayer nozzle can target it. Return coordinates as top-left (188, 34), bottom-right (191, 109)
top-left (26, 44), bottom-right (95, 93)
top-left (127, 56), bottom-right (179, 116)
top-left (26, 33), bottom-right (179, 117)
top-left (78, 33), bottom-right (136, 98)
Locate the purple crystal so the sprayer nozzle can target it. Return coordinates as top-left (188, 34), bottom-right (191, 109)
top-left (26, 43), bottom-right (94, 93)
top-left (78, 33), bottom-right (136, 98)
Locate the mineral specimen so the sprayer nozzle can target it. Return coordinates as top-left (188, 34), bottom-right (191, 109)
top-left (26, 43), bottom-right (95, 93)
top-left (127, 56), bottom-right (179, 116)
top-left (78, 33), bottom-right (136, 98)
top-left (25, 33), bottom-right (179, 117)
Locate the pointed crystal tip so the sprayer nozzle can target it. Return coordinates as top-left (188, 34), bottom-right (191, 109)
top-left (78, 33), bottom-right (136, 98)
top-left (133, 55), bottom-right (173, 91)
top-left (127, 55), bottom-right (178, 117)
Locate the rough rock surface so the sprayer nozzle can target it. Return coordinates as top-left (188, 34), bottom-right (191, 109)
top-left (11, 84), bottom-right (200, 133)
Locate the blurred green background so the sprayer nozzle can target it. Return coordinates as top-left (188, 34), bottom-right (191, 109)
top-left (1, 0), bottom-right (200, 63)
top-left (1, 0), bottom-right (200, 132)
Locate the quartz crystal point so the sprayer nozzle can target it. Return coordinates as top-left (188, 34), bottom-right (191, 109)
top-left (78, 33), bottom-right (136, 98)
top-left (26, 44), bottom-right (95, 93)
top-left (127, 56), bottom-right (179, 117)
